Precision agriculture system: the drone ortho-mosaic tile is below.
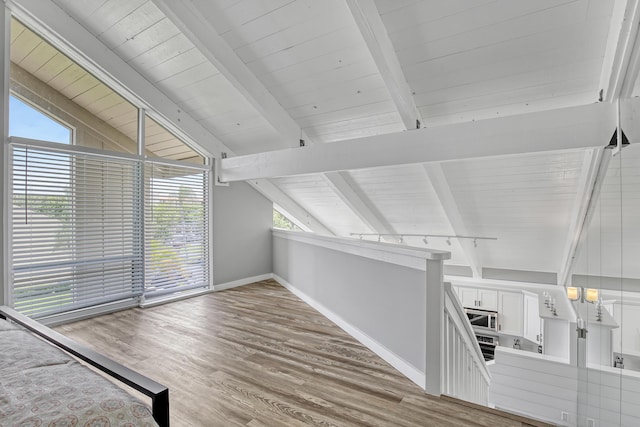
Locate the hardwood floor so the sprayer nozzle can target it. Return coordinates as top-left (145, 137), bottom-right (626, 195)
top-left (55, 280), bottom-right (551, 427)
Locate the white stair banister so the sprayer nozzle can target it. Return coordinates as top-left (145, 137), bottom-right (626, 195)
top-left (425, 279), bottom-right (491, 405)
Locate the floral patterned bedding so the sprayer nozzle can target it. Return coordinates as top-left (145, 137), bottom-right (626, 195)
top-left (0, 319), bottom-right (159, 427)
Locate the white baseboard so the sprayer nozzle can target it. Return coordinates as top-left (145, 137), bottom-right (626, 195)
top-left (213, 273), bottom-right (274, 292)
top-left (272, 274), bottom-right (425, 389)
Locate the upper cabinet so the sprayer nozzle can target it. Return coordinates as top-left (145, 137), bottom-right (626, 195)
top-left (497, 291), bottom-right (523, 336)
top-left (610, 302), bottom-right (640, 356)
top-left (523, 292), bottom-right (542, 344)
top-left (456, 286), bottom-right (498, 311)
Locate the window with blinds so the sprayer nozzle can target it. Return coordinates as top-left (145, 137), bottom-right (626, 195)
top-left (144, 162), bottom-right (209, 297)
top-left (10, 140), bottom-right (210, 318)
top-left (11, 143), bottom-right (143, 317)
top-left (7, 18), bottom-right (211, 319)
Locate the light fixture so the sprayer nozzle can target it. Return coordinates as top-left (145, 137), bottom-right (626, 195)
top-left (584, 288), bottom-right (599, 304)
top-left (349, 233), bottom-right (498, 245)
top-left (566, 287), bottom-right (581, 302)
top-left (566, 286), bottom-right (599, 304)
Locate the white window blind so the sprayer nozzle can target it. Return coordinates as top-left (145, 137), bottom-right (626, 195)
top-left (144, 161), bottom-right (209, 297)
top-left (10, 142), bottom-right (143, 318)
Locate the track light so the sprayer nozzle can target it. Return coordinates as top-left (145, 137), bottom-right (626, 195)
top-left (350, 233), bottom-right (497, 245)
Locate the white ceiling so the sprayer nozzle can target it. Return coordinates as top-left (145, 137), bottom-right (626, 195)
top-left (43, 0), bottom-right (640, 281)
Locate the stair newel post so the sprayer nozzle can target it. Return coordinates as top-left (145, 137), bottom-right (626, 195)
top-left (425, 258), bottom-right (445, 396)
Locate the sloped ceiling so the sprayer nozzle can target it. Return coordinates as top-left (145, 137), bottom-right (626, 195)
top-left (46, 0), bottom-right (639, 282)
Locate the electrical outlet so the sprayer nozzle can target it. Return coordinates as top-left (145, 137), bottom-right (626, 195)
top-left (587, 418), bottom-right (595, 427)
top-left (561, 412), bottom-right (568, 422)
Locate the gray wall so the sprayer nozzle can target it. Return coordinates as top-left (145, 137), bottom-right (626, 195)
top-left (213, 181), bottom-right (273, 285)
top-left (273, 235), bottom-right (427, 372)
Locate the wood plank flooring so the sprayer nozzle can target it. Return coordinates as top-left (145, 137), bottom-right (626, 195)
top-left (55, 280), bottom-right (551, 427)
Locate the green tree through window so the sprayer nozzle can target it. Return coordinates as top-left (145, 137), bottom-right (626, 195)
top-left (273, 209), bottom-right (302, 231)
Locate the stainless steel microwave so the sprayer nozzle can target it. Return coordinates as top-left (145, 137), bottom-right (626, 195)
top-left (465, 308), bottom-right (498, 332)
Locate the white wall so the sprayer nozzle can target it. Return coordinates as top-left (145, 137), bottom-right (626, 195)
top-left (490, 347), bottom-right (640, 427)
top-left (272, 230), bottom-right (450, 387)
top-left (273, 233), bottom-right (427, 371)
top-left (213, 181), bottom-right (273, 286)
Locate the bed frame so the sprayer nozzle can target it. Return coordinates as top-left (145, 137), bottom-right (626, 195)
top-left (0, 305), bottom-right (170, 427)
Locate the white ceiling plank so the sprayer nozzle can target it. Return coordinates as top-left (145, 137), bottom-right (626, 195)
top-left (153, 0), bottom-right (397, 237)
top-left (324, 171), bottom-right (397, 240)
top-left (423, 163), bottom-right (482, 279)
top-left (9, 0), bottom-right (227, 156)
top-left (598, 0), bottom-right (640, 101)
top-left (151, 0), bottom-right (304, 147)
top-left (345, 0), bottom-right (421, 129)
top-left (11, 0), bottom-right (334, 236)
top-left (558, 148), bottom-right (612, 286)
top-left (220, 102), bottom-right (617, 182)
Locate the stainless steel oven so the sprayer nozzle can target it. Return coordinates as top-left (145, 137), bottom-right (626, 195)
top-left (475, 333), bottom-right (498, 361)
top-left (464, 308), bottom-right (498, 332)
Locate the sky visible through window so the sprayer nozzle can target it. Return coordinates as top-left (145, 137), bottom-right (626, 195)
top-left (9, 95), bottom-right (71, 144)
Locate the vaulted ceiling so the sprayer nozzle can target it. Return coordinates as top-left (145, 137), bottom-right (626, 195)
top-left (34, 0), bottom-right (640, 282)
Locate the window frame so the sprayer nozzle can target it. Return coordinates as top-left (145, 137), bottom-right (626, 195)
top-left (9, 92), bottom-right (76, 144)
top-left (3, 15), bottom-right (213, 319)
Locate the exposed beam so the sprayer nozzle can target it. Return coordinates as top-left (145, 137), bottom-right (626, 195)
top-left (423, 164), bottom-right (482, 279)
top-left (220, 102), bottom-right (617, 182)
top-left (345, 0), bottom-right (421, 129)
top-left (154, 0), bottom-right (399, 238)
top-left (161, 0), bottom-right (408, 239)
top-left (10, 0), bottom-right (334, 236)
top-left (558, 148), bottom-right (612, 286)
top-left (324, 171), bottom-right (397, 239)
top-left (9, 0), bottom-right (227, 157)
top-left (151, 0), bottom-right (304, 146)
top-left (599, 0), bottom-right (640, 101)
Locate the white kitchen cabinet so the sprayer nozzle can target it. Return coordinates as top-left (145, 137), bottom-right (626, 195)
top-left (498, 291), bottom-right (523, 336)
top-left (456, 286), bottom-right (498, 311)
top-left (523, 291), bottom-right (542, 344)
top-left (611, 303), bottom-right (640, 356)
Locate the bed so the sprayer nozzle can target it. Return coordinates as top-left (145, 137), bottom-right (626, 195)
top-left (0, 305), bottom-right (169, 427)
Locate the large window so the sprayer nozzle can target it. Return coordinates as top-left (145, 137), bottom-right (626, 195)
top-left (7, 18), bottom-right (210, 318)
top-left (9, 95), bottom-right (72, 144)
top-left (11, 143), bottom-right (142, 317)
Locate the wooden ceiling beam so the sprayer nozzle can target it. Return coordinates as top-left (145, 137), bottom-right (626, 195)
top-left (151, 0), bottom-right (305, 147)
top-left (345, 0), bottom-right (422, 130)
top-left (220, 102), bottom-right (617, 182)
top-left (153, 0), bottom-right (402, 238)
top-left (557, 148), bottom-right (611, 286)
top-left (324, 171), bottom-right (398, 239)
top-left (9, 0), bottom-right (335, 236)
top-left (599, 0), bottom-right (640, 101)
top-left (423, 164), bottom-right (482, 279)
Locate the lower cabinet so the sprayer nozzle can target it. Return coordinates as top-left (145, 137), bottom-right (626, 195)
top-left (497, 291), bottom-right (523, 336)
